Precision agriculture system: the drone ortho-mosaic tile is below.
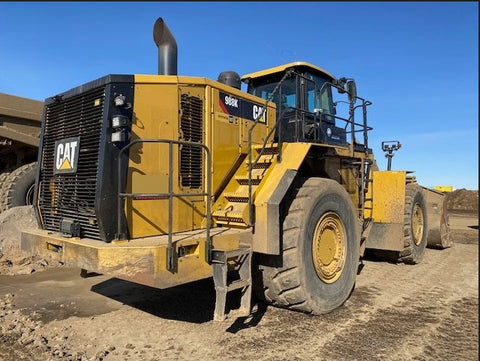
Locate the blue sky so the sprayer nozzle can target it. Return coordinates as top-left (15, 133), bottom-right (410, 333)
top-left (1, 2), bottom-right (478, 189)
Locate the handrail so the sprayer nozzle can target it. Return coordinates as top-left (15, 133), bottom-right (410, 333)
top-left (318, 82), bottom-right (373, 149)
top-left (116, 138), bottom-right (212, 271)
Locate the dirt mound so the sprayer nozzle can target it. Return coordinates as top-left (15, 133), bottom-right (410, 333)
top-left (0, 206), bottom-right (62, 275)
top-left (445, 189), bottom-right (478, 214)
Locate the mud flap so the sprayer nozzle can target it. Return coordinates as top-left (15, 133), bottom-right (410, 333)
top-left (365, 222), bottom-right (404, 251)
top-left (365, 171), bottom-right (406, 251)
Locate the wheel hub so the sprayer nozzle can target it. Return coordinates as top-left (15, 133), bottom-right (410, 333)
top-left (412, 203), bottom-right (424, 246)
top-left (312, 212), bottom-right (347, 283)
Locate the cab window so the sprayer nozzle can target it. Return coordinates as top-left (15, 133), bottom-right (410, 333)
top-left (247, 77), bottom-right (297, 112)
top-left (305, 73), bottom-right (334, 116)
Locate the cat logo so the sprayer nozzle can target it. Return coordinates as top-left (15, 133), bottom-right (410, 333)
top-left (54, 137), bottom-right (80, 174)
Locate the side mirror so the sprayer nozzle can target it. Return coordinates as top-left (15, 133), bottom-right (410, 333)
top-left (347, 80), bottom-right (357, 104)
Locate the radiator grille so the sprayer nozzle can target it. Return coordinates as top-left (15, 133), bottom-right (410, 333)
top-left (38, 87), bottom-right (105, 239)
top-left (179, 94), bottom-right (203, 189)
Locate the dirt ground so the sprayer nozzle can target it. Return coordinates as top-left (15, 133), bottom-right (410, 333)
top-left (0, 191), bottom-right (478, 361)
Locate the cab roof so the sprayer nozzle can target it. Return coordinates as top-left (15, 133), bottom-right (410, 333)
top-left (241, 61), bottom-right (336, 82)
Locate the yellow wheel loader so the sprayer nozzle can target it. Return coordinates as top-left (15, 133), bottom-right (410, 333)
top-left (21, 18), bottom-right (451, 320)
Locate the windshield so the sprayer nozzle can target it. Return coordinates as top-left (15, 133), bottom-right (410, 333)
top-left (247, 72), bottom-right (333, 116)
top-left (247, 77), bottom-right (297, 112)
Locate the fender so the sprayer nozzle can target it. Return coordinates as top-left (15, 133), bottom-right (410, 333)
top-left (252, 143), bottom-right (311, 254)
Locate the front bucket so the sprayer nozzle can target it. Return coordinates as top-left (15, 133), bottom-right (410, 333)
top-left (422, 187), bottom-right (452, 249)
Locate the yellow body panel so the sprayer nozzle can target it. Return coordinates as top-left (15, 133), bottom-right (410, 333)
top-left (127, 80), bottom-right (205, 238)
top-left (21, 227), bottom-right (251, 289)
top-left (209, 87), bottom-right (273, 196)
top-left (372, 171), bottom-right (407, 223)
top-left (210, 87), bottom-right (242, 194)
top-left (127, 75), bottom-right (275, 239)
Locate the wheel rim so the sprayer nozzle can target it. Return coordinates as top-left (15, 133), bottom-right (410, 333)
top-left (25, 183), bottom-right (35, 205)
top-left (412, 203), bottom-right (424, 246)
top-left (312, 212), bottom-right (347, 284)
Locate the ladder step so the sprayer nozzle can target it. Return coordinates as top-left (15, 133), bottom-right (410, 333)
top-left (247, 155), bottom-right (273, 163)
top-left (214, 220), bottom-right (248, 227)
top-left (235, 175), bottom-right (262, 186)
top-left (212, 246), bottom-right (251, 263)
top-left (224, 192), bottom-right (249, 202)
top-left (254, 146), bottom-right (279, 155)
top-left (246, 155), bottom-right (274, 169)
top-left (212, 210), bottom-right (244, 219)
top-left (212, 246), bottom-right (252, 321)
top-left (227, 279), bottom-right (250, 292)
top-left (212, 206), bottom-right (249, 226)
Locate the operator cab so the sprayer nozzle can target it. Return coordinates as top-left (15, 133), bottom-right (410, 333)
top-left (242, 62), bottom-right (347, 146)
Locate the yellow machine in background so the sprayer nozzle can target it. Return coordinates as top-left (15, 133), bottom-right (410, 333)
top-left (22, 18), bottom-right (451, 321)
top-left (434, 185), bottom-right (454, 192)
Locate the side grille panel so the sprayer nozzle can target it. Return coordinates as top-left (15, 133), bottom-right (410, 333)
top-left (39, 87), bottom-right (105, 239)
top-left (179, 94), bottom-right (203, 189)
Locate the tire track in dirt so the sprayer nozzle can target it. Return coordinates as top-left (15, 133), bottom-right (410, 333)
top-left (410, 297), bottom-right (478, 361)
top-left (215, 245), bottom-right (478, 361)
top-left (314, 291), bottom-right (477, 361)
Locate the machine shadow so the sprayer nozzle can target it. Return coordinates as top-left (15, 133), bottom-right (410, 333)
top-left (90, 276), bottom-right (267, 325)
top-left (91, 277), bottom-right (215, 323)
top-left (361, 249), bottom-right (396, 263)
top-left (225, 301), bottom-right (268, 333)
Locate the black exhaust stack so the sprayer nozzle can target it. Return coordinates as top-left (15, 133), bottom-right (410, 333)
top-left (153, 18), bottom-right (177, 75)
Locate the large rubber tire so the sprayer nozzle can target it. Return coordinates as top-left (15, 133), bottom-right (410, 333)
top-left (0, 162), bottom-right (37, 212)
top-left (0, 171), bottom-right (11, 204)
top-left (0, 170), bottom-right (13, 212)
top-left (398, 183), bottom-right (428, 264)
top-left (253, 178), bottom-right (360, 315)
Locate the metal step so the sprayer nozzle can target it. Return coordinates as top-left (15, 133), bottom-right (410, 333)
top-left (235, 175), bottom-right (262, 186)
top-left (246, 155), bottom-right (274, 169)
top-left (254, 145), bottom-right (279, 155)
top-left (212, 245), bottom-right (252, 321)
top-left (213, 219), bottom-right (248, 227)
top-left (227, 279), bottom-right (250, 292)
top-left (212, 209), bottom-right (243, 218)
top-left (224, 191), bottom-right (250, 203)
top-left (211, 245), bottom-right (251, 262)
top-left (212, 210), bottom-right (248, 227)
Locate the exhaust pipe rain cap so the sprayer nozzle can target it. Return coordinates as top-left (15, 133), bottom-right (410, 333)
top-left (153, 17), bottom-right (178, 75)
